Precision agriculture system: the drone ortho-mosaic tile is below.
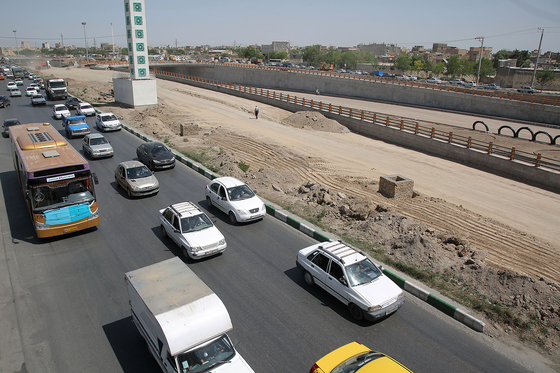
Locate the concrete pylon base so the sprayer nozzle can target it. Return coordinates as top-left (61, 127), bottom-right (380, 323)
top-left (113, 77), bottom-right (157, 107)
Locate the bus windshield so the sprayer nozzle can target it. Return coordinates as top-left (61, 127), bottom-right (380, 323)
top-left (30, 176), bottom-right (95, 212)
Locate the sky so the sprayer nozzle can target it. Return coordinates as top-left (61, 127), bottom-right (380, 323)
top-left (1, 0), bottom-right (559, 53)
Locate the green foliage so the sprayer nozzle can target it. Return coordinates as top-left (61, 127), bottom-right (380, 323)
top-left (267, 51), bottom-right (288, 60)
top-left (120, 48), bottom-right (128, 55)
top-left (445, 55), bottom-right (461, 76)
top-left (478, 58), bottom-right (495, 78)
top-left (394, 54), bottom-right (412, 72)
top-left (239, 46), bottom-right (263, 59)
top-left (302, 46), bottom-right (323, 64)
top-left (536, 69), bottom-right (555, 89)
top-left (238, 161), bottom-right (250, 172)
top-left (433, 62), bottom-right (445, 75)
top-left (460, 59), bottom-right (476, 76)
top-left (148, 48), bottom-right (158, 55)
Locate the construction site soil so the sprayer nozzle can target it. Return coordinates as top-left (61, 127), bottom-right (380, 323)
top-left (40, 66), bottom-right (560, 367)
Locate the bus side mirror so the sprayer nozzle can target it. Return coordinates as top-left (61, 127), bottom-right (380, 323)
top-left (25, 190), bottom-right (31, 199)
top-left (92, 173), bottom-right (99, 185)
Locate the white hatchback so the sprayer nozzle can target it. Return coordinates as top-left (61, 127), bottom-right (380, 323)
top-left (205, 177), bottom-right (266, 224)
top-left (159, 201), bottom-right (227, 259)
top-left (296, 240), bottom-right (405, 321)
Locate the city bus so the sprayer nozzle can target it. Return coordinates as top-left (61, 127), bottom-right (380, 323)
top-left (9, 122), bottom-right (100, 238)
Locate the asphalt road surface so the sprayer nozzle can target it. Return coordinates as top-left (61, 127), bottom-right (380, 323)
top-left (0, 78), bottom-right (546, 373)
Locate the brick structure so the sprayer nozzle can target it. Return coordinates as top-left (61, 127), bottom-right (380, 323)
top-left (379, 174), bottom-right (414, 199)
top-left (180, 122), bottom-right (199, 136)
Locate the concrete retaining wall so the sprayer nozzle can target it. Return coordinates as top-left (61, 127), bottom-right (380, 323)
top-left (155, 64), bottom-right (560, 126)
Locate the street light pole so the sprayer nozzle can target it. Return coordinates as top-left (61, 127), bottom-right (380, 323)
top-left (82, 22), bottom-right (89, 64)
top-left (13, 30), bottom-right (20, 63)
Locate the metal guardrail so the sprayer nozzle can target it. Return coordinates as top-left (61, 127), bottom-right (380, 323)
top-left (151, 68), bottom-right (560, 173)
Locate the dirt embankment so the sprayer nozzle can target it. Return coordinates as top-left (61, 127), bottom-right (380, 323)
top-left (43, 67), bottom-right (560, 362)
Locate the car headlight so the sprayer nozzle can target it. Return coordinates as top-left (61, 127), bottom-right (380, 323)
top-left (238, 210), bottom-right (248, 216)
top-left (191, 246), bottom-right (202, 252)
top-left (368, 305), bottom-right (382, 312)
top-left (153, 159), bottom-right (163, 164)
top-left (219, 239), bottom-right (226, 245)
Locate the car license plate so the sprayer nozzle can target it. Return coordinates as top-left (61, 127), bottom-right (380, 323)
top-left (386, 304), bottom-right (398, 315)
top-left (64, 226), bottom-right (78, 233)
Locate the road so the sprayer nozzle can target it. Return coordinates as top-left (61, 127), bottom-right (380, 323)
top-left (0, 78), bottom-right (554, 373)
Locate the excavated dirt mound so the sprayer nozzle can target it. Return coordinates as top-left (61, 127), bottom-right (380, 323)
top-left (284, 111), bottom-right (350, 133)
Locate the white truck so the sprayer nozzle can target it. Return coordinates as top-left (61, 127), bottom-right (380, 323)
top-left (45, 78), bottom-right (68, 100)
top-left (125, 257), bottom-right (255, 373)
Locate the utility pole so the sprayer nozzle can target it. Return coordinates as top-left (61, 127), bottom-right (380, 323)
top-left (61, 33), bottom-right (64, 49)
top-left (111, 23), bottom-right (115, 60)
top-left (13, 30), bottom-right (20, 63)
top-left (530, 28), bottom-right (544, 89)
top-left (475, 36), bottom-right (484, 86)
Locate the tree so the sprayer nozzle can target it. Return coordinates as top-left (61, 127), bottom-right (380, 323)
top-left (239, 46), bottom-right (263, 59)
top-left (340, 51), bottom-right (358, 69)
top-left (433, 62), bottom-right (445, 75)
top-left (267, 51), bottom-right (288, 60)
top-left (394, 54), bottom-right (411, 72)
top-left (492, 49), bottom-right (511, 69)
top-left (535, 69), bottom-right (555, 90)
top-left (445, 55), bottom-right (461, 76)
top-left (478, 58), bottom-right (495, 79)
top-left (148, 48), bottom-right (158, 55)
top-left (460, 59), bottom-right (476, 76)
top-left (120, 48), bottom-right (128, 56)
top-left (510, 50), bottom-right (531, 67)
top-left (302, 46), bottom-right (322, 64)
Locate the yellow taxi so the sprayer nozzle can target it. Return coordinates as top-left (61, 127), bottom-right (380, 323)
top-left (310, 342), bottom-right (412, 373)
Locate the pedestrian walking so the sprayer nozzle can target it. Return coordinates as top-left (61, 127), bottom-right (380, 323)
top-left (254, 105), bottom-right (259, 119)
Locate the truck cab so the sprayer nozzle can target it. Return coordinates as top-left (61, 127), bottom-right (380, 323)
top-left (45, 78), bottom-right (68, 100)
top-left (62, 115), bottom-right (90, 138)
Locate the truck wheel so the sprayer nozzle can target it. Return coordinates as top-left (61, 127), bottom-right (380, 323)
top-left (348, 303), bottom-right (364, 321)
top-left (303, 271), bottom-right (314, 286)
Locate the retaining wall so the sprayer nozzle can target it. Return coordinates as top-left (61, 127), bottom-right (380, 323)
top-left (155, 64), bottom-right (560, 126)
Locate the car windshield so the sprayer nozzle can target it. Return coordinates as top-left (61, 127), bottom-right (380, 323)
top-left (81, 105), bottom-right (93, 109)
top-left (32, 95), bottom-right (42, 98)
top-left (330, 351), bottom-right (385, 373)
top-left (180, 213), bottom-right (213, 233)
top-left (127, 166), bottom-right (152, 179)
top-left (346, 259), bottom-right (382, 286)
top-left (55, 106), bottom-right (67, 112)
top-left (177, 334), bottom-right (236, 373)
top-left (30, 177), bottom-right (95, 212)
top-left (227, 185), bottom-right (255, 201)
top-left (101, 114), bottom-right (117, 121)
top-left (90, 137), bottom-right (108, 145)
top-left (150, 144), bottom-right (170, 155)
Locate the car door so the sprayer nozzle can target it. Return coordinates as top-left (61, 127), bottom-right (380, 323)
top-left (82, 137), bottom-right (90, 155)
top-left (137, 144), bottom-right (147, 164)
top-left (307, 251), bottom-right (329, 290)
top-left (324, 261), bottom-right (350, 304)
top-left (116, 166), bottom-right (126, 188)
top-left (214, 185), bottom-right (229, 213)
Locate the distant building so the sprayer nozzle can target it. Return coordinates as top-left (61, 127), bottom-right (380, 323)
top-left (261, 41), bottom-right (290, 56)
top-left (21, 42), bottom-right (30, 49)
top-left (42, 42), bottom-right (50, 49)
top-left (468, 46), bottom-right (493, 62)
top-left (358, 43), bottom-right (387, 57)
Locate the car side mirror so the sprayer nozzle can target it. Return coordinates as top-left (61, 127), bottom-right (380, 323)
top-left (378, 265), bottom-right (384, 272)
top-left (340, 278), bottom-right (348, 286)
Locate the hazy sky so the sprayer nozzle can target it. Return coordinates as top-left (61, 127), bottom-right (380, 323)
top-left (1, 0), bottom-right (559, 53)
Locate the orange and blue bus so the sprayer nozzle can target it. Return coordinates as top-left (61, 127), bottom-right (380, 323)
top-left (10, 122), bottom-right (99, 238)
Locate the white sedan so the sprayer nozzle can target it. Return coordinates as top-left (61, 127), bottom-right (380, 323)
top-left (95, 113), bottom-right (122, 131)
top-left (159, 201), bottom-right (227, 260)
top-left (25, 87), bottom-right (37, 96)
top-left (52, 104), bottom-right (71, 119)
top-left (205, 176), bottom-right (266, 224)
top-left (426, 77), bottom-right (442, 84)
top-left (296, 240), bottom-right (405, 321)
top-left (76, 102), bottom-right (96, 116)
top-left (6, 82), bottom-right (17, 90)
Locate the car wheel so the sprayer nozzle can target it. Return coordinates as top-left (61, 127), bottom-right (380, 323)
top-left (229, 211), bottom-right (237, 224)
top-left (182, 246), bottom-right (190, 259)
top-left (348, 303), bottom-right (364, 321)
top-left (160, 224), bottom-right (167, 238)
top-left (127, 188), bottom-right (132, 198)
top-left (206, 196), bottom-right (213, 208)
top-left (303, 271), bottom-right (314, 286)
